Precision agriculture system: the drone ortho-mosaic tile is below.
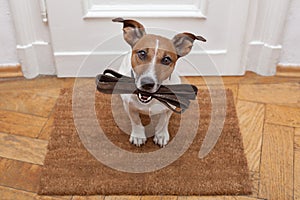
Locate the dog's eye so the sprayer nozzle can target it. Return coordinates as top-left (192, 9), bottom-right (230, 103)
top-left (137, 50), bottom-right (147, 60)
top-left (161, 56), bottom-right (172, 65)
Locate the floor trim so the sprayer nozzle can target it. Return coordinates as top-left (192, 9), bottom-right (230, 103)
top-left (276, 65), bottom-right (300, 77)
top-left (0, 65), bottom-right (23, 78)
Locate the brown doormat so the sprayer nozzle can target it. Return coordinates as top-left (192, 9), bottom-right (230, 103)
top-left (38, 86), bottom-right (252, 196)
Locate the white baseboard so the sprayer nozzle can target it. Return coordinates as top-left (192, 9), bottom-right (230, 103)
top-left (0, 63), bottom-right (20, 68)
top-left (16, 41), bottom-right (56, 78)
top-left (277, 63), bottom-right (300, 68)
top-left (246, 41), bottom-right (282, 76)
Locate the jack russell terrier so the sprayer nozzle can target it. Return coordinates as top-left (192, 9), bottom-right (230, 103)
top-left (113, 18), bottom-right (206, 147)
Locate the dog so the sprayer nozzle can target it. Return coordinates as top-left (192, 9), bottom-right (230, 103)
top-left (113, 18), bottom-right (206, 147)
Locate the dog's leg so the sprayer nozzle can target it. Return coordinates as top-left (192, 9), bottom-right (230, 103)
top-left (128, 110), bottom-right (147, 147)
top-left (123, 101), bottom-right (147, 147)
top-left (153, 110), bottom-right (172, 147)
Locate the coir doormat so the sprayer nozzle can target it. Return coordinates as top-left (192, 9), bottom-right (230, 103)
top-left (38, 86), bottom-right (252, 196)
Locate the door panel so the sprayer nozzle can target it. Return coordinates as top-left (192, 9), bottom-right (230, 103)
top-left (46, 0), bottom-right (250, 76)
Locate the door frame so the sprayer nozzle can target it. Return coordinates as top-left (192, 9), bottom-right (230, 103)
top-left (8, 0), bottom-right (55, 78)
top-left (241, 0), bottom-right (292, 75)
top-left (9, 0), bottom-right (291, 78)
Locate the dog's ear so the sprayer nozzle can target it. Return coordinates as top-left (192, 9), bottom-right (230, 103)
top-left (172, 32), bottom-right (206, 57)
top-left (112, 18), bottom-right (146, 47)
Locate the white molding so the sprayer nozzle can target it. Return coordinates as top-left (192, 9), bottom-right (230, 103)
top-left (0, 63), bottom-right (20, 67)
top-left (53, 49), bottom-right (228, 77)
top-left (198, 0), bottom-right (208, 16)
top-left (83, 0), bottom-right (207, 19)
top-left (16, 41), bottom-right (56, 77)
top-left (16, 41), bottom-right (49, 49)
top-left (54, 49), bottom-right (227, 56)
top-left (277, 63), bottom-right (300, 67)
top-left (247, 41), bottom-right (282, 75)
top-left (38, 0), bottom-right (48, 23)
top-left (8, 0), bottom-right (55, 78)
top-left (224, 0), bottom-right (251, 75)
top-left (249, 41), bottom-right (282, 50)
top-left (54, 51), bottom-right (127, 56)
top-left (243, 0), bottom-right (292, 75)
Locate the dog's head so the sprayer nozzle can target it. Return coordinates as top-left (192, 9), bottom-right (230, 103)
top-left (113, 18), bottom-right (206, 103)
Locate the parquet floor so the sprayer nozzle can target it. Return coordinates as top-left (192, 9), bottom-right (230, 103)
top-left (0, 72), bottom-right (299, 200)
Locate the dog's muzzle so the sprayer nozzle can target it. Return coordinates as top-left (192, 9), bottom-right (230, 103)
top-left (137, 77), bottom-right (157, 104)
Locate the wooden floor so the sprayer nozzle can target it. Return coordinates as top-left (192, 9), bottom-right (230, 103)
top-left (0, 72), bottom-right (299, 200)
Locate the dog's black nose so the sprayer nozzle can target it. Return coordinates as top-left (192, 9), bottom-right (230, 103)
top-left (140, 77), bottom-right (155, 90)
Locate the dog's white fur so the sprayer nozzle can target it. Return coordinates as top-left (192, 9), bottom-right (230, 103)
top-left (119, 51), bottom-right (181, 147)
top-left (113, 18), bottom-right (205, 147)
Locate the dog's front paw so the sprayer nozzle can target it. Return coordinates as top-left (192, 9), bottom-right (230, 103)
top-left (129, 135), bottom-right (147, 147)
top-left (153, 131), bottom-right (169, 147)
top-left (129, 125), bottom-right (146, 147)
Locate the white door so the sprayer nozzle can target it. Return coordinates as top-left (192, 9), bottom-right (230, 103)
top-left (45, 0), bottom-right (250, 77)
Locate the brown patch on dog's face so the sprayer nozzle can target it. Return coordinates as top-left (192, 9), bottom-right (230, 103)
top-left (131, 34), bottom-right (179, 87)
top-left (113, 18), bottom-right (206, 93)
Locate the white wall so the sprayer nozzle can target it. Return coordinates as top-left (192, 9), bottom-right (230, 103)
top-left (1, 0), bottom-right (299, 71)
top-left (0, 0), bottom-right (19, 67)
top-left (279, 0), bottom-right (300, 67)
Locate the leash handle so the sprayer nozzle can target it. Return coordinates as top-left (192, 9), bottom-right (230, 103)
top-left (103, 69), bottom-right (124, 78)
top-left (96, 69), bottom-right (197, 114)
